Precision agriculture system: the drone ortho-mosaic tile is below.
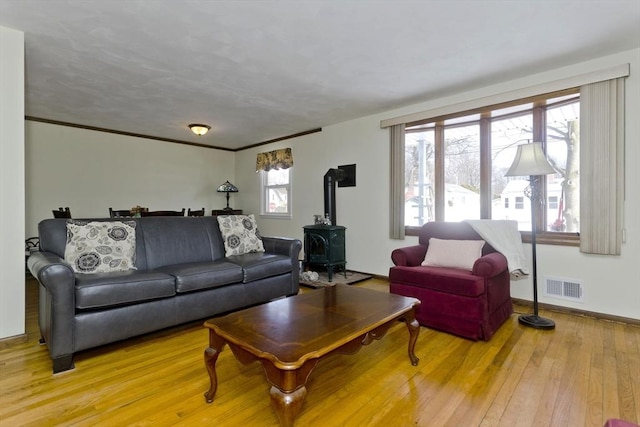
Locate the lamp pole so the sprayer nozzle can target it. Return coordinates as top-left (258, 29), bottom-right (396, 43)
top-left (518, 175), bottom-right (555, 329)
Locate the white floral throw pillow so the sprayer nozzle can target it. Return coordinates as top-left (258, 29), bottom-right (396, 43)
top-left (217, 214), bottom-right (265, 256)
top-left (64, 220), bottom-right (137, 274)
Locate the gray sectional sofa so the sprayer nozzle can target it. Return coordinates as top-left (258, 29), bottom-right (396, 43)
top-left (28, 216), bottom-right (302, 373)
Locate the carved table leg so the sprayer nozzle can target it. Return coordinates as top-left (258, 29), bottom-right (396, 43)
top-left (262, 359), bottom-right (318, 426)
top-left (401, 309), bottom-right (420, 366)
top-left (204, 331), bottom-right (226, 403)
top-left (269, 385), bottom-right (307, 427)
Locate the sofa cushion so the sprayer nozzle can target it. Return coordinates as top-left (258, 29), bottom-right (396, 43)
top-left (140, 217), bottom-right (216, 269)
top-left (226, 252), bottom-right (292, 283)
top-left (75, 270), bottom-right (176, 309)
top-left (65, 220), bottom-right (137, 274)
top-left (217, 214), bottom-right (265, 256)
top-left (389, 265), bottom-right (485, 297)
top-left (157, 261), bottom-right (244, 293)
top-left (422, 238), bottom-right (485, 271)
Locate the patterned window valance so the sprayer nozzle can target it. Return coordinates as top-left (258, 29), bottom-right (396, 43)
top-left (256, 148), bottom-right (293, 172)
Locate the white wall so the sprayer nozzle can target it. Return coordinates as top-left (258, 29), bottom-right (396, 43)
top-left (237, 48), bottom-right (640, 320)
top-left (25, 122), bottom-right (236, 237)
top-left (0, 26), bottom-right (25, 339)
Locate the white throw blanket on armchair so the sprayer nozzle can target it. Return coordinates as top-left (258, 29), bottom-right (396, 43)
top-left (464, 219), bottom-right (530, 277)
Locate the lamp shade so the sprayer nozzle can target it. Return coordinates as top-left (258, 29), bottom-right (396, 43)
top-left (189, 124), bottom-right (211, 136)
top-left (505, 142), bottom-right (556, 177)
top-left (216, 181), bottom-right (238, 193)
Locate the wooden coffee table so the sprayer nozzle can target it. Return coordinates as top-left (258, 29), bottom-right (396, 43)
top-left (203, 284), bottom-right (420, 426)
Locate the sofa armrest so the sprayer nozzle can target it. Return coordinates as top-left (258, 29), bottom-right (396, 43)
top-left (261, 236), bottom-right (302, 259)
top-left (472, 252), bottom-right (508, 278)
top-left (261, 237), bottom-right (303, 294)
top-left (27, 251), bottom-right (76, 362)
top-left (391, 245), bottom-right (427, 267)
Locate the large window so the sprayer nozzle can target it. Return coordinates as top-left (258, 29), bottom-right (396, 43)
top-left (404, 90), bottom-right (580, 242)
top-left (260, 168), bottom-right (292, 218)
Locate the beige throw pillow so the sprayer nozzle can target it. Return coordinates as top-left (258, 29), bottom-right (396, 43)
top-left (64, 220), bottom-right (137, 274)
top-left (217, 214), bottom-right (265, 256)
top-left (421, 237), bottom-right (485, 271)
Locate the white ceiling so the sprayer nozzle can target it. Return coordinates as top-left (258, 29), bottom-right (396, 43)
top-left (1, 0), bottom-right (639, 151)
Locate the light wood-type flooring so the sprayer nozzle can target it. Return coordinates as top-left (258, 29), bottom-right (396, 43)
top-left (1, 276), bottom-right (638, 426)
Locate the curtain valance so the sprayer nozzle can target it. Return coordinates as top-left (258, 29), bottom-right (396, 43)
top-left (256, 148), bottom-right (293, 172)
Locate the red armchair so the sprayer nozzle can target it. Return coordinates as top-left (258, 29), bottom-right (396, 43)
top-left (389, 221), bottom-right (513, 341)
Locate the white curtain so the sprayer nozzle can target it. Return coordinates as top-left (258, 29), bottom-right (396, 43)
top-left (580, 78), bottom-right (625, 255)
top-left (390, 124), bottom-right (405, 239)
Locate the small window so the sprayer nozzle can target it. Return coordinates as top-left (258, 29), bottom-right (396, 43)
top-left (548, 196), bottom-right (558, 209)
top-left (515, 196), bottom-right (524, 209)
top-left (260, 168), bottom-right (292, 218)
top-left (504, 198), bottom-right (509, 209)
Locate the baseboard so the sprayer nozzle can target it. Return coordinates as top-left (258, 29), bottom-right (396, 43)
top-left (511, 298), bottom-right (640, 327)
top-left (0, 333), bottom-right (28, 349)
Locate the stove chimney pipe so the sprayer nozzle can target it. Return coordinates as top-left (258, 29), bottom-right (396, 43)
top-left (324, 168), bottom-right (345, 226)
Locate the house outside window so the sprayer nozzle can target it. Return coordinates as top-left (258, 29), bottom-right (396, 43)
top-left (260, 168), bottom-right (292, 218)
top-left (404, 91), bottom-right (580, 239)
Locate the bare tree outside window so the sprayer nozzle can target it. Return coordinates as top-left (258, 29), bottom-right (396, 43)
top-left (444, 124), bottom-right (480, 221)
top-left (403, 91), bottom-right (579, 236)
top-left (546, 101), bottom-right (580, 232)
top-left (405, 130), bottom-right (435, 226)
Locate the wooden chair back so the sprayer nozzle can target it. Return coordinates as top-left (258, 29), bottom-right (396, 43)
top-left (109, 208), bottom-right (133, 218)
top-left (187, 208), bottom-right (205, 217)
top-left (52, 207), bottom-right (71, 218)
top-left (140, 209), bottom-right (185, 217)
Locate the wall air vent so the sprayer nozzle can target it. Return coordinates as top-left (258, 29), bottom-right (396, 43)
top-left (544, 276), bottom-right (584, 302)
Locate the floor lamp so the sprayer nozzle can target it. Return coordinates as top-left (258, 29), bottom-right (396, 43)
top-left (505, 141), bottom-right (556, 330)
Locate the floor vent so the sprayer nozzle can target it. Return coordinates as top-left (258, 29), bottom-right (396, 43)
top-left (544, 276), bottom-right (584, 302)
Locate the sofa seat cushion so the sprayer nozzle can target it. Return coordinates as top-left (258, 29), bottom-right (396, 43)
top-left (157, 261), bottom-right (244, 293)
top-left (389, 265), bottom-right (485, 297)
top-left (226, 252), bottom-right (292, 283)
top-left (75, 270), bottom-right (176, 310)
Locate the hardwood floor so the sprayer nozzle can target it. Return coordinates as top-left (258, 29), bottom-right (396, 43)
top-left (1, 277), bottom-right (638, 427)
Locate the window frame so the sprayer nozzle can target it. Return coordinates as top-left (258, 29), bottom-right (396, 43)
top-left (259, 168), bottom-right (293, 219)
top-left (403, 88), bottom-right (580, 247)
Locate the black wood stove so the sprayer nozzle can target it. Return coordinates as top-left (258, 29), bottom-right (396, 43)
top-left (303, 168), bottom-right (347, 282)
top-left (303, 224), bottom-right (346, 282)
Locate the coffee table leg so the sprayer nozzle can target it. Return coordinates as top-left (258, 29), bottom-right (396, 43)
top-left (402, 310), bottom-right (420, 366)
top-left (204, 331), bottom-right (226, 403)
top-left (269, 385), bottom-right (307, 427)
top-left (262, 359), bottom-right (318, 426)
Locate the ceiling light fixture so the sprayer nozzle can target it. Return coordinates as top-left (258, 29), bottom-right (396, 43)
top-left (189, 124), bottom-right (211, 136)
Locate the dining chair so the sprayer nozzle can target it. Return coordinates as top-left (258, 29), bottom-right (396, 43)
top-left (140, 209), bottom-right (185, 217)
top-left (52, 207), bottom-right (72, 218)
top-left (187, 208), bottom-right (205, 217)
top-left (109, 208), bottom-right (133, 218)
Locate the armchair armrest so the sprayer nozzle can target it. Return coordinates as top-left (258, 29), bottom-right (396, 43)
top-left (391, 245), bottom-right (427, 267)
top-left (472, 252), bottom-right (508, 278)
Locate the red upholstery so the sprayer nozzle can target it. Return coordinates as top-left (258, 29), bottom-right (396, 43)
top-left (389, 221), bottom-right (513, 340)
top-left (604, 419), bottom-right (640, 427)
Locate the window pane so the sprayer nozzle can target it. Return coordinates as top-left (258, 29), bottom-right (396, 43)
top-left (444, 124), bottom-right (480, 221)
top-left (545, 101), bottom-right (580, 232)
top-left (261, 168), bottom-right (292, 216)
top-left (491, 113), bottom-right (533, 230)
top-left (266, 168), bottom-right (289, 185)
top-left (405, 130), bottom-right (435, 226)
top-left (266, 187), bottom-right (288, 213)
